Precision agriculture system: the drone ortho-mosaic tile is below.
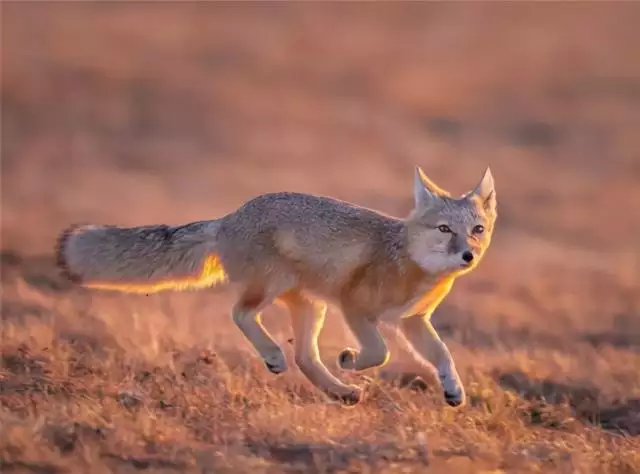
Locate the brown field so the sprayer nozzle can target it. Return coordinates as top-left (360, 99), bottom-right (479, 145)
top-left (2, 4), bottom-right (640, 473)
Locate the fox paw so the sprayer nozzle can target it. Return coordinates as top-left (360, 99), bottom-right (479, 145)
top-left (438, 367), bottom-right (465, 408)
top-left (337, 347), bottom-right (359, 370)
top-left (443, 389), bottom-right (466, 408)
top-left (327, 385), bottom-right (364, 407)
top-left (263, 354), bottom-right (288, 375)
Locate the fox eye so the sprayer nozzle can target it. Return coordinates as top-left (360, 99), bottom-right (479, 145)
top-left (437, 225), bottom-right (452, 233)
top-left (472, 225), bottom-right (485, 234)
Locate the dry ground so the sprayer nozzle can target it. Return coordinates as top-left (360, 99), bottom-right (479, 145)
top-left (2, 4), bottom-right (640, 473)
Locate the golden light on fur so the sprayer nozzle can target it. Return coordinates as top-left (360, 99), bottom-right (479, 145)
top-left (84, 254), bottom-right (228, 294)
top-left (406, 276), bottom-right (454, 316)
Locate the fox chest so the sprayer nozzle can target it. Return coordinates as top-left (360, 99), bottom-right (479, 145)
top-left (342, 271), bottom-right (454, 323)
top-left (379, 279), bottom-right (454, 323)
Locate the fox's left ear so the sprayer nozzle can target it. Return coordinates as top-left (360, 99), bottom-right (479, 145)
top-left (469, 167), bottom-right (496, 213)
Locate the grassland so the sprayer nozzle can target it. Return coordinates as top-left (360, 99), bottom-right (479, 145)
top-left (2, 4), bottom-right (639, 473)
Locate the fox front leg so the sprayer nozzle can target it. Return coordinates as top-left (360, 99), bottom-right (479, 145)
top-left (399, 314), bottom-right (465, 407)
top-left (337, 312), bottom-right (390, 372)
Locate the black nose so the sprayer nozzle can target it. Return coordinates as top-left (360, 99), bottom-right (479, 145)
top-left (462, 251), bottom-right (474, 263)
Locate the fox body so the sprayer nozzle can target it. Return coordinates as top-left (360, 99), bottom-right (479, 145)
top-left (57, 167), bottom-right (497, 406)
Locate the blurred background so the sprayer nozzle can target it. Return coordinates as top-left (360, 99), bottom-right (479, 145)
top-left (2, 4), bottom-right (640, 470)
top-left (3, 3), bottom-right (640, 255)
top-left (2, 0), bottom-right (640, 433)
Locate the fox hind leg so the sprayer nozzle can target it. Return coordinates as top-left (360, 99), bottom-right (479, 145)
top-left (399, 314), bottom-right (465, 407)
top-left (232, 289), bottom-right (288, 375)
top-left (279, 290), bottom-right (363, 406)
top-left (337, 313), bottom-right (390, 372)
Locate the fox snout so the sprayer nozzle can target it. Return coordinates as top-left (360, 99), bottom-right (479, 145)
top-left (449, 234), bottom-right (479, 266)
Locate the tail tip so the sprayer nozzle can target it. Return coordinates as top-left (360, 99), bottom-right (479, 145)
top-left (55, 224), bottom-right (87, 284)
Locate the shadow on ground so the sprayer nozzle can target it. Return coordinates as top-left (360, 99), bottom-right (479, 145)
top-left (496, 370), bottom-right (640, 436)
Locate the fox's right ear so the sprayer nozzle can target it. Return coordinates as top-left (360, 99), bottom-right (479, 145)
top-left (414, 166), bottom-right (446, 209)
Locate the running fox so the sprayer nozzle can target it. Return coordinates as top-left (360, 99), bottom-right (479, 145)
top-left (56, 166), bottom-right (497, 407)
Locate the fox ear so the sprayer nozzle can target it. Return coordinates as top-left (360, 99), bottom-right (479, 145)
top-left (414, 166), bottom-right (446, 209)
top-left (470, 166), bottom-right (496, 212)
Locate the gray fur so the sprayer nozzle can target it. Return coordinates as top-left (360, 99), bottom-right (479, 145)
top-left (58, 221), bottom-right (220, 284)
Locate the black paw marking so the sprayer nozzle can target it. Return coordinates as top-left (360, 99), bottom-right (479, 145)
top-left (265, 361), bottom-right (286, 375)
top-left (444, 391), bottom-right (465, 407)
top-left (337, 348), bottom-right (358, 369)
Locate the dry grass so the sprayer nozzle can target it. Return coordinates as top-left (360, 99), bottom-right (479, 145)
top-left (2, 4), bottom-right (640, 473)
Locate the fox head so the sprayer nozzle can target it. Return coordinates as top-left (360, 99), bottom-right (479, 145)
top-left (406, 166), bottom-right (497, 276)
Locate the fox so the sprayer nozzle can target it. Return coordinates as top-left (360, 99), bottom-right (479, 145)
top-left (56, 166), bottom-right (497, 407)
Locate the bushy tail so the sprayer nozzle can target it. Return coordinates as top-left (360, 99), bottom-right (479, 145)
top-left (56, 221), bottom-right (228, 294)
